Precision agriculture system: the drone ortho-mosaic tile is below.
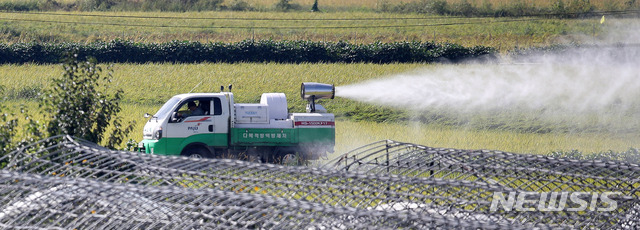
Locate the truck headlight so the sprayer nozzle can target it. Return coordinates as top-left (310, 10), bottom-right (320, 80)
top-left (153, 129), bottom-right (163, 140)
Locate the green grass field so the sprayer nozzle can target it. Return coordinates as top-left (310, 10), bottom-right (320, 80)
top-left (0, 10), bottom-right (619, 52)
top-left (1, 63), bottom-right (638, 156)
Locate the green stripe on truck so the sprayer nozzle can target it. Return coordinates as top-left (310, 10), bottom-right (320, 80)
top-left (141, 133), bottom-right (228, 156)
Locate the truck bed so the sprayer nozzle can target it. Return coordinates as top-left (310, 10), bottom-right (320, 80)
top-left (230, 113), bottom-right (335, 147)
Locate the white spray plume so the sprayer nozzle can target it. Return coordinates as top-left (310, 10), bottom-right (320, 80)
top-left (336, 61), bottom-right (639, 114)
top-left (336, 20), bottom-right (640, 116)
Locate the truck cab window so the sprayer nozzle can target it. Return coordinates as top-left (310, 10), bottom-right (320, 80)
top-left (213, 97), bottom-right (222, 115)
top-left (172, 99), bottom-right (207, 122)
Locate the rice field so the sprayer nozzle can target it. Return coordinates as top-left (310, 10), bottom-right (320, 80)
top-left (1, 63), bottom-right (638, 155)
top-left (0, 10), bottom-right (616, 51)
top-left (244, 0), bottom-right (635, 9)
top-left (1, 0), bottom-right (634, 11)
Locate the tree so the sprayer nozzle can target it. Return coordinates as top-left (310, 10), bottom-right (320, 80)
top-left (43, 54), bottom-right (134, 149)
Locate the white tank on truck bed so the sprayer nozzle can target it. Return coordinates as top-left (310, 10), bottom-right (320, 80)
top-left (234, 93), bottom-right (294, 129)
top-left (260, 93), bottom-right (288, 120)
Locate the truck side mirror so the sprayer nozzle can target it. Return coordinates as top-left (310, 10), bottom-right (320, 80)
top-left (170, 112), bottom-right (179, 123)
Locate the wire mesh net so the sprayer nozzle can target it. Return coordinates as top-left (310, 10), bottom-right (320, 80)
top-left (0, 136), bottom-right (639, 229)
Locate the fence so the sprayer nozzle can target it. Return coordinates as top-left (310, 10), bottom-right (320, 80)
top-left (0, 136), bottom-right (638, 229)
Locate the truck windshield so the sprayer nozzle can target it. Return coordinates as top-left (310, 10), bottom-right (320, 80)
top-left (154, 97), bottom-right (181, 119)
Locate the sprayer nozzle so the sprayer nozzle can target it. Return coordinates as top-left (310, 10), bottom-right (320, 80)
top-left (301, 82), bottom-right (335, 100)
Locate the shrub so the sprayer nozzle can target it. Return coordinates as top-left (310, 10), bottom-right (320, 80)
top-left (430, 0), bottom-right (449, 14)
top-left (193, 0), bottom-right (225, 11)
top-left (0, 106), bottom-right (17, 154)
top-left (0, 40), bottom-right (496, 64)
top-left (274, 0), bottom-right (301, 11)
top-left (0, 0), bottom-right (39, 11)
top-left (229, 0), bottom-right (253, 11)
top-left (451, 0), bottom-right (475, 16)
top-left (373, 0), bottom-right (604, 17)
top-left (551, 0), bottom-right (568, 17)
top-left (376, 0), bottom-right (394, 12)
top-left (388, 0), bottom-right (449, 14)
top-left (566, 0), bottom-right (595, 16)
top-left (43, 54), bottom-right (135, 148)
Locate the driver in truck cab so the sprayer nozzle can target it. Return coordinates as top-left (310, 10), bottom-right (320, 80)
top-left (179, 101), bottom-right (204, 118)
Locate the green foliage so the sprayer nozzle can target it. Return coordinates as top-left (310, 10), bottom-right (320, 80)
top-left (378, 0), bottom-right (600, 17)
top-left (380, 0), bottom-right (450, 14)
top-left (0, 40), bottom-right (496, 64)
top-left (451, 0), bottom-right (475, 16)
top-left (73, 0), bottom-right (225, 11)
top-left (274, 0), bottom-right (301, 11)
top-left (429, 0), bottom-right (449, 15)
top-left (566, 0), bottom-right (595, 16)
top-left (123, 139), bottom-right (138, 151)
top-left (15, 108), bottom-right (46, 149)
top-left (0, 106), bottom-right (17, 154)
top-left (229, 0), bottom-right (253, 11)
top-left (477, 0), bottom-right (494, 15)
top-left (0, 0), bottom-right (39, 11)
top-left (375, 0), bottom-right (393, 12)
top-left (43, 54), bottom-right (135, 149)
top-left (0, 85), bottom-right (45, 159)
top-left (0, 108), bottom-right (17, 168)
top-left (0, 87), bottom-right (14, 154)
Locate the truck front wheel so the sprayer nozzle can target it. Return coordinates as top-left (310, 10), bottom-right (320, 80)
top-left (181, 146), bottom-right (213, 159)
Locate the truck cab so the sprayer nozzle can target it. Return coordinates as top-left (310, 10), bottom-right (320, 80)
top-left (139, 83), bottom-right (335, 164)
top-left (140, 93), bottom-right (230, 157)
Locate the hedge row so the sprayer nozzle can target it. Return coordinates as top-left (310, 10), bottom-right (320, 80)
top-left (0, 40), bottom-right (495, 64)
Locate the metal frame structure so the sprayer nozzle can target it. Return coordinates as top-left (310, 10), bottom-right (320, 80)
top-left (0, 136), bottom-right (638, 229)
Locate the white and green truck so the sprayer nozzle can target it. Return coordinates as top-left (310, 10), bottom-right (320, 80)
top-left (138, 82), bottom-right (335, 163)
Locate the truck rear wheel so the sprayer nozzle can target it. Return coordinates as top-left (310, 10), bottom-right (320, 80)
top-left (281, 153), bottom-right (300, 165)
top-left (181, 146), bottom-right (213, 159)
top-left (271, 147), bottom-right (308, 166)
